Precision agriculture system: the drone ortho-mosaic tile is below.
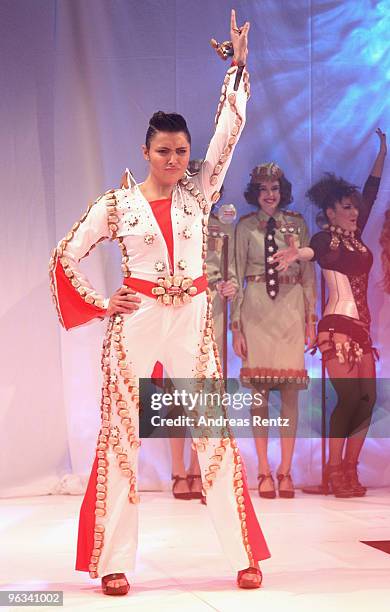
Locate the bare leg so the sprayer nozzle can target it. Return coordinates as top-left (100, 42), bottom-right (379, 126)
top-left (278, 387), bottom-right (299, 470)
top-left (169, 437), bottom-right (190, 495)
top-left (251, 389), bottom-right (274, 494)
top-left (277, 388), bottom-right (299, 494)
top-left (188, 447), bottom-right (202, 495)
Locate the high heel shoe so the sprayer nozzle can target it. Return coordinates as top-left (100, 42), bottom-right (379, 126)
top-left (101, 573), bottom-right (130, 596)
top-left (324, 463), bottom-right (353, 498)
top-left (343, 460), bottom-right (367, 497)
top-left (187, 473), bottom-right (207, 504)
top-left (237, 566), bottom-right (263, 589)
top-left (187, 473), bottom-right (203, 499)
top-left (171, 474), bottom-right (192, 500)
top-left (257, 473), bottom-right (276, 499)
top-left (276, 472), bottom-right (295, 498)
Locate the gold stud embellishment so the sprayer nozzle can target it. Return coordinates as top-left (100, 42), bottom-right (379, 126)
top-left (127, 213), bottom-right (139, 227)
top-left (151, 275), bottom-right (197, 307)
top-left (144, 233), bottom-right (155, 245)
top-left (184, 202), bottom-right (193, 215)
top-left (155, 261), bottom-right (166, 272)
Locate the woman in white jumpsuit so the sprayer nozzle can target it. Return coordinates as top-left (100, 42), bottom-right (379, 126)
top-left (49, 10), bottom-right (269, 595)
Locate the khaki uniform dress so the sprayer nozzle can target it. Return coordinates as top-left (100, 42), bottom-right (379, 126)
top-left (207, 212), bottom-right (238, 356)
top-left (231, 208), bottom-right (316, 387)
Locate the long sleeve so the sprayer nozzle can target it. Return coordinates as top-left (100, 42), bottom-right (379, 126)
top-left (198, 66), bottom-right (250, 203)
top-left (226, 225), bottom-right (238, 288)
top-left (49, 192), bottom-right (112, 330)
top-left (358, 174), bottom-right (381, 232)
top-left (206, 217), bottom-right (236, 286)
top-left (298, 217), bottom-right (317, 324)
top-left (230, 219), bottom-right (249, 331)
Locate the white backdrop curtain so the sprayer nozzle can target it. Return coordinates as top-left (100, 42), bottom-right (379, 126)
top-left (1, 0), bottom-right (389, 497)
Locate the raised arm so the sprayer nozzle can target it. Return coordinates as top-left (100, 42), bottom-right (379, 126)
top-left (359, 128), bottom-right (387, 231)
top-left (198, 10), bottom-right (250, 202)
top-left (370, 128), bottom-right (387, 178)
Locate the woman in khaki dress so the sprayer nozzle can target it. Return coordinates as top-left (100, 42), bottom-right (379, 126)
top-left (231, 163), bottom-right (316, 498)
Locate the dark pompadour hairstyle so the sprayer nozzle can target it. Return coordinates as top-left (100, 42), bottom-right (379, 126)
top-left (244, 175), bottom-right (293, 208)
top-left (145, 111), bottom-right (191, 148)
top-left (306, 172), bottom-right (360, 212)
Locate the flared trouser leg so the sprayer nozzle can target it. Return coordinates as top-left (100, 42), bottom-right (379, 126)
top-left (164, 292), bottom-right (270, 571)
top-left (76, 295), bottom-right (161, 577)
top-left (76, 291), bottom-right (270, 577)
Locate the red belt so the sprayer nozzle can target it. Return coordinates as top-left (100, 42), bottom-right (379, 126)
top-left (123, 274), bottom-right (208, 306)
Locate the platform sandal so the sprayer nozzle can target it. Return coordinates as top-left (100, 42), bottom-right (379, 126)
top-left (277, 472), bottom-right (295, 498)
top-left (237, 566), bottom-right (263, 589)
top-left (257, 473), bottom-right (276, 499)
top-left (171, 474), bottom-right (192, 500)
top-left (343, 460), bottom-right (367, 497)
top-left (324, 463), bottom-right (353, 498)
top-left (101, 573), bottom-right (130, 596)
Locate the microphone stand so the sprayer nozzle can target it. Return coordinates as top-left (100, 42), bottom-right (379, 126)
top-left (222, 234), bottom-right (229, 380)
top-left (302, 272), bottom-right (329, 495)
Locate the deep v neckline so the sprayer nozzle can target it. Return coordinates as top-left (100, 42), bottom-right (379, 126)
top-left (136, 184), bottom-right (174, 274)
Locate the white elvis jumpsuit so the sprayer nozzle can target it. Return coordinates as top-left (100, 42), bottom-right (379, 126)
top-left (49, 65), bottom-right (270, 578)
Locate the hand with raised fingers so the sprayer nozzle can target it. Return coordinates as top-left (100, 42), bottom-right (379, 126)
top-left (120, 172), bottom-right (130, 189)
top-left (230, 8), bottom-right (250, 66)
top-left (107, 286), bottom-right (141, 316)
top-left (376, 128), bottom-right (387, 156)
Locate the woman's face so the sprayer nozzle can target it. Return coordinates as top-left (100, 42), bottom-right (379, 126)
top-left (256, 179), bottom-right (281, 215)
top-left (326, 197), bottom-right (359, 232)
top-left (143, 131), bottom-right (190, 186)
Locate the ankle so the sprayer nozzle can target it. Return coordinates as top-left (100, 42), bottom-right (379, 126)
top-left (187, 470), bottom-right (201, 477)
top-left (172, 468), bottom-right (187, 478)
top-left (277, 465), bottom-right (291, 476)
top-left (258, 465), bottom-right (271, 476)
top-left (343, 458), bottom-right (358, 467)
top-left (328, 460), bottom-right (343, 468)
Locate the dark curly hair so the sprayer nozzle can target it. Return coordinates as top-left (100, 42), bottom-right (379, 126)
top-left (380, 208), bottom-right (390, 294)
top-left (244, 175), bottom-right (293, 208)
top-left (306, 172), bottom-right (361, 226)
top-left (145, 111), bottom-right (191, 149)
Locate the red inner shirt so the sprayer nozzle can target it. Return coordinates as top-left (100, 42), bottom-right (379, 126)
top-left (149, 197), bottom-right (173, 273)
top-left (148, 197), bottom-right (173, 382)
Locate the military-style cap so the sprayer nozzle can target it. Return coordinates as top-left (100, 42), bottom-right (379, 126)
top-left (250, 162), bottom-right (283, 183)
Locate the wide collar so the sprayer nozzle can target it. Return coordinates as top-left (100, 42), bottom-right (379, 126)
top-left (256, 208), bottom-right (284, 227)
top-left (256, 207), bottom-right (283, 222)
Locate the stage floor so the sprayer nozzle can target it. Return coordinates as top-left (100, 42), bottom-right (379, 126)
top-left (1, 489), bottom-right (390, 611)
